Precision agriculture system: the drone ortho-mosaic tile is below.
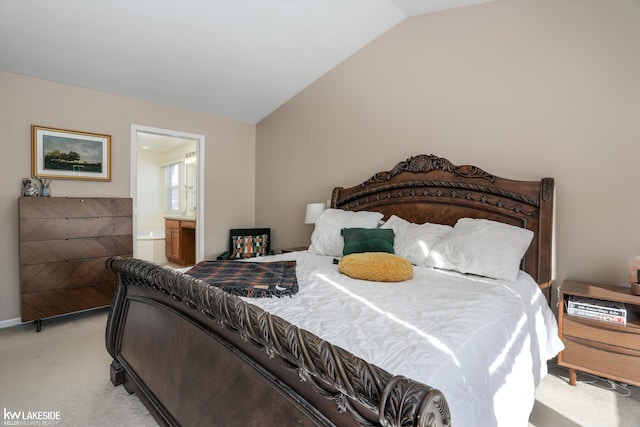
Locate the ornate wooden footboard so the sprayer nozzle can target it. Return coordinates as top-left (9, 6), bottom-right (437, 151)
top-left (105, 257), bottom-right (451, 427)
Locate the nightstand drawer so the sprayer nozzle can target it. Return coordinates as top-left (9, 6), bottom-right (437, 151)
top-left (562, 337), bottom-right (640, 384)
top-left (563, 315), bottom-right (640, 350)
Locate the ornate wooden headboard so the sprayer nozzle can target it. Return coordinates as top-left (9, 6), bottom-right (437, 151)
top-left (331, 154), bottom-right (554, 288)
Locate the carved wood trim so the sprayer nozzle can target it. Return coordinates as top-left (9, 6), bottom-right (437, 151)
top-left (363, 154), bottom-right (495, 186)
top-left (379, 377), bottom-right (450, 427)
top-left (336, 180), bottom-right (540, 217)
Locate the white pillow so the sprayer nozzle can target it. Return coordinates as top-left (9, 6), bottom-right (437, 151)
top-left (381, 215), bottom-right (452, 266)
top-left (308, 209), bottom-right (384, 256)
top-left (426, 218), bottom-right (534, 282)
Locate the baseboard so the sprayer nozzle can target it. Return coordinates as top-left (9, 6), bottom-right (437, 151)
top-left (0, 317), bottom-right (23, 329)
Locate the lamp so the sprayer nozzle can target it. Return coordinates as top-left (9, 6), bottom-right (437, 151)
top-left (304, 203), bottom-right (326, 224)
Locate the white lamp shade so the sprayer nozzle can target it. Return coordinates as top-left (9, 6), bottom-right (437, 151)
top-left (304, 203), bottom-right (326, 224)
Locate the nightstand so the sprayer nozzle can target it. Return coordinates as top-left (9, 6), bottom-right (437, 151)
top-left (557, 280), bottom-right (640, 386)
top-left (281, 246), bottom-right (308, 254)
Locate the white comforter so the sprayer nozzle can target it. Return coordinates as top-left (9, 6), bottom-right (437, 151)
top-left (242, 251), bottom-right (564, 427)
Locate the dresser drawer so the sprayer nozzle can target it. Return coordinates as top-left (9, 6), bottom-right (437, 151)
top-left (563, 315), bottom-right (640, 350)
top-left (20, 217), bottom-right (132, 241)
top-left (20, 281), bottom-right (116, 322)
top-left (20, 257), bottom-right (115, 293)
top-left (19, 235), bottom-right (133, 265)
top-left (562, 337), bottom-right (640, 384)
top-left (19, 197), bottom-right (132, 219)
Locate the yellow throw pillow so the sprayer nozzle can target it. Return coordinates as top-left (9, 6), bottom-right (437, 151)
top-left (338, 252), bottom-right (413, 282)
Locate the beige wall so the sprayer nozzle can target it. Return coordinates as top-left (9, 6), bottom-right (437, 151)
top-left (0, 71), bottom-right (256, 323)
top-left (256, 0), bottom-right (640, 288)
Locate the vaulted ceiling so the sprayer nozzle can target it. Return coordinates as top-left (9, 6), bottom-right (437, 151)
top-left (0, 0), bottom-right (491, 124)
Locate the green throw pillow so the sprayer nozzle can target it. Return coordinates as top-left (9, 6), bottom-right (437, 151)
top-left (341, 228), bottom-right (394, 256)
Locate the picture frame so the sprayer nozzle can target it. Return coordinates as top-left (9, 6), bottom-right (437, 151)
top-left (32, 125), bottom-right (112, 181)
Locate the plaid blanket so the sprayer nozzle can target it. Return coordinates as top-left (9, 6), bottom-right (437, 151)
top-left (186, 260), bottom-right (298, 298)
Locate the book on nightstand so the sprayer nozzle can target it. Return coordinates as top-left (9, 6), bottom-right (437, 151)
top-left (566, 295), bottom-right (627, 324)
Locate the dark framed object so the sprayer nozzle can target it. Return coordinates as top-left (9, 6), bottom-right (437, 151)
top-left (32, 125), bottom-right (111, 181)
top-left (217, 228), bottom-right (272, 259)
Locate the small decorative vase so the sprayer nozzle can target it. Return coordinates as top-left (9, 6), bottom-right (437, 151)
top-left (22, 178), bottom-right (39, 197)
top-left (38, 178), bottom-right (51, 197)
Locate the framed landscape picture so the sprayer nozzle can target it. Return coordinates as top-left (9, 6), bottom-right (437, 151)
top-left (32, 125), bottom-right (111, 181)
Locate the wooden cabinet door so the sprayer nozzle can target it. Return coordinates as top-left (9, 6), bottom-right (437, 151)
top-left (170, 228), bottom-right (181, 261)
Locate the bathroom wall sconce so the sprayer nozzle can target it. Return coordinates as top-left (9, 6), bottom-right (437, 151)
top-left (304, 203), bottom-right (326, 224)
top-left (184, 152), bottom-right (197, 164)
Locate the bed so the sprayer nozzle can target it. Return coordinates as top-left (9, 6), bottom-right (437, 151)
top-left (105, 154), bottom-right (563, 426)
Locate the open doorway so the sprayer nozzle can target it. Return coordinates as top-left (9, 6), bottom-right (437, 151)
top-left (130, 125), bottom-right (205, 266)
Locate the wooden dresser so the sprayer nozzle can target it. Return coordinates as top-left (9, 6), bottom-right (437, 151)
top-left (19, 197), bottom-right (132, 330)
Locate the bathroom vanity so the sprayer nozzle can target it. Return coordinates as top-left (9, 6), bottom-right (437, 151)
top-left (165, 217), bottom-right (196, 266)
